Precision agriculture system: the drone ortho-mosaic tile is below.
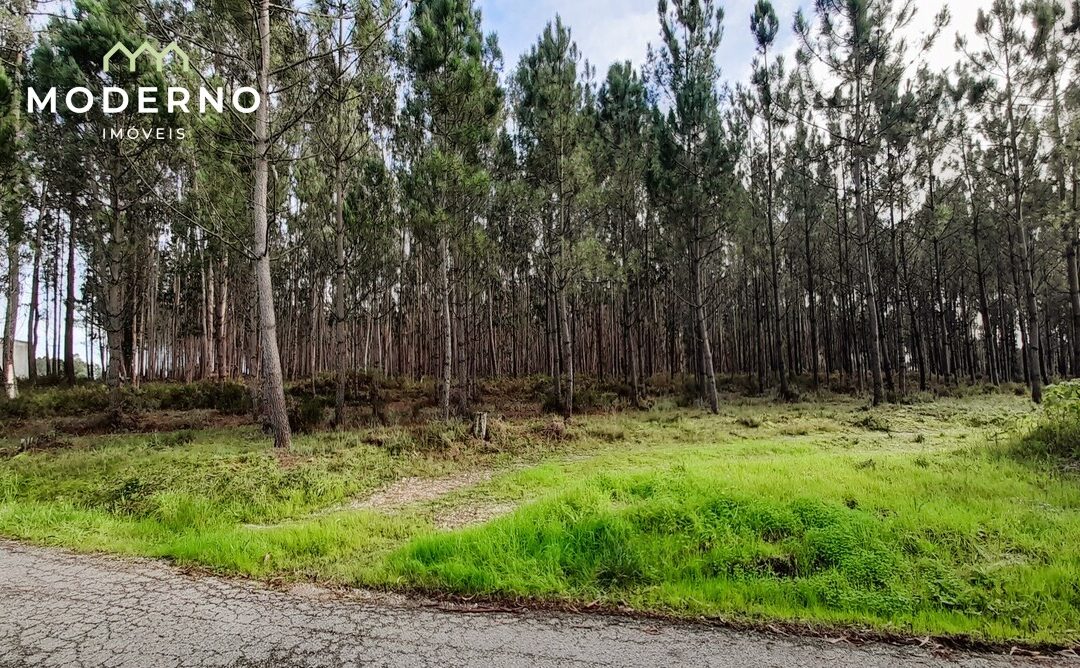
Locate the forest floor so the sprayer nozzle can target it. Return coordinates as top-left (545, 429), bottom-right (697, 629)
top-left (1, 389), bottom-right (1079, 650)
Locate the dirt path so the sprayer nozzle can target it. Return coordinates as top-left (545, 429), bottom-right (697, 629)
top-left (244, 468), bottom-right (514, 531)
top-left (0, 540), bottom-right (1061, 668)
top-left (344, 470), bottom-right (496, 512)
top-left (344, 469), bottom-right (519, 530)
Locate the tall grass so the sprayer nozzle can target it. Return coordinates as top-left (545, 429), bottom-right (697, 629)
top-left (386, 432), bottom-right (1080, 644)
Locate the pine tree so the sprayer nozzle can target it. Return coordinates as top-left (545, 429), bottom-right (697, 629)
top-left (597, 61), bottom-right (649, 405)
top-left (404, 0), bottom-right (503, 420)
top-left (750, 0), bottom-right (792, 399)
top-left (514, 17), bottom-right (594, 418)
top-left (650, 0), bottom-right (739, 413)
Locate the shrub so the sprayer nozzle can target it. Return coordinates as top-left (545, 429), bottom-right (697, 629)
top-left (852, 413), bottom-right (891, 433)
top-left (540, 388), bottom-right (564, 414)
top-left (1044, 380), bottom-right (1080, 420)
top-left (378, 428), bottom-right (418, 455)
top-left (44, 384), bottom-right (111, 414)
top-left (573, 385), bottom-right (621, 412)
top-left (147, 430), bottom-right (196, 449)
top-left (1012, 381), bottom-right (1080, 461)
top-left (288, 397), bottom-right (326, 434)
top-left (0, 395), bottom-right (32, 421)
top-left (414, 419), bottom-right (470, 452)
top-left (214, 381), bottom-right (253, 415)
top-left (0, 384), bottom-right (111, 421)
top-left (536, 417), bottom-right (573, 441)
top-left (0, 381), bottom-right (256, 422)
top-left (143, 380), bottom-right (253, 414)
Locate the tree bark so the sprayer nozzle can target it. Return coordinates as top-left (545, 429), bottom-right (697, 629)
top-left (692, 241), bottom-right (719, 413)
top-left (215, 256), bottom-right (228, 378)
top-left (852, 154), bottom-right (883, 405)
top-left (438, 235), bottom-right (452, 421)
top-left (1004, 48), bottom-right (1041, 403)
top-left (253, 0), bottom-right (293, 448)
top-left (333, 156), bottom-right (347, 427)
top-left (3, 233), bottom-right (19, 399)
top-left (763, 71), bottom-right (789, 399)
top-left (27, 200), bottom-right (43, 384)
top-left (558, 282), bottom-right (573, 419)
top-left (105, 166), bottom-right (126, 412)
top-left (63, 214), bottom-right (77, 385)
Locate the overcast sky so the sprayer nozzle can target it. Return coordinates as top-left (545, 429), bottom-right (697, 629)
top-left (478, 0), bottom-right (799, 85)
top-left (477, 0), bottom-right (980, 87)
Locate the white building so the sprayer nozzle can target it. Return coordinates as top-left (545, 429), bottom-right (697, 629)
top-left (0, 339), bottom-right (31, 379)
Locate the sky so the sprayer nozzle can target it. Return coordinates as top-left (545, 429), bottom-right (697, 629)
top-left (477, 0), bottom-right (802, 85)
top-left (476, 0), bottom-right (981, 88)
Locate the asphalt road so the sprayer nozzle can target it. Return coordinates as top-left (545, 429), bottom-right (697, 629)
top-left (0, 540), bottom-right (1062, 667)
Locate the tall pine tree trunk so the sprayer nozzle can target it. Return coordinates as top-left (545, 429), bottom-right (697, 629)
top-left (804, 205), bottom-right (819, 390)
top-left (1071, 210), bottom-right (1080, 376)
top-left (253, 0), bottom-right (292, 448)
top-left (971, 212), bottom-right (997, 384)
top-left (852, 153), bottom-right (883, 405)
top-left (27, 198), bottom-right (43, 384)
top-left (63, 215), bottom-right (77, 385)
top-left (1067, 167), bottom-right (1075, 375)
top-left (438, 235), bottom-right (452, 421)
top-left (333, 159), bottom-right (347, 426)
top-left (764, 104), bottom-right (789, 399)
top-left (3, 46), bottom-right (23, 399)
top-left (558, 281), bottom-right (573, 419)
top-left (3, 233), bottom-right (18, 399)
top-left (1004, 65), bottom-right (1041, 402)
top-left (692, 238), bottom-right (719, 413)
top-left (215, 257), bottom-right (228, 378)
top-left (105, 170), bottom-right (126, 412)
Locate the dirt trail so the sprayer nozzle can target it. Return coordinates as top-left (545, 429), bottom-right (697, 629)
top-left (0, 540), bottom-right (1058, 668)
top-left (344, 469), bottom-right (496, 512)
top-left (244, 468), bottom-right (516, 531)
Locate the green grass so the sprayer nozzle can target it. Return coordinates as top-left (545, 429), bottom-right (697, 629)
top-left (1, 393), bottom-right (1078, 646)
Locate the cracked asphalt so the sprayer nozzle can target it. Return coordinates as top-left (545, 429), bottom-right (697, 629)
top-left (0, 540), bottom-right (1061, 667)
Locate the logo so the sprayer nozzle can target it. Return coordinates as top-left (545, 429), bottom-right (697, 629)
top-left (103, 41), bottom-right (190, 74)
top-left (26, 37), bottom-right (260, 141)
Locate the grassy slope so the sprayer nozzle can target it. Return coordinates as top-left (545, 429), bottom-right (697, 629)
top-left (1, 394), bottom-right (1078, 645)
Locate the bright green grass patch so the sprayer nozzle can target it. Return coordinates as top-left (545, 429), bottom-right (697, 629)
top-left (385, 427), bottom-right (1080, 644)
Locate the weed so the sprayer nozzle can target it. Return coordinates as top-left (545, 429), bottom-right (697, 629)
top-left (852, 414), bottom-right (891, 433)
top-left (414, 420), bottom-right (471, 452)
top-left (536, 417), bottom-right (572, 441)
top-left (1010, 381), bottom-right (1080, 462)
top-left (147, 430), bottom-right (196, 449)
top-left (289, 397), bottom-right (326, 434)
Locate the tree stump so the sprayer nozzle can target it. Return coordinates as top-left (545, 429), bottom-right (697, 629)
top-left (472, 411), bottom-right (489, 440)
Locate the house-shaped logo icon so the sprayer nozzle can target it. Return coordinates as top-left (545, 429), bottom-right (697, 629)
top-left (103, 41), bottom-right (189, 73)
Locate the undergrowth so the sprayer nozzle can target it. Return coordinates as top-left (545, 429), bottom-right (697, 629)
top-left (1011, 380), bottom-right (1080, 462)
